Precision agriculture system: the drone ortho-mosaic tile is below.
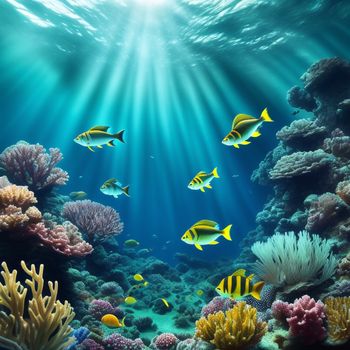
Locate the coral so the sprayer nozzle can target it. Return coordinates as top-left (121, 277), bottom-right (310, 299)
top-left (195, 301), bottom-right (267, 350)
top-left (28, 221), bottom-right (93, 257)
top-left (322, 280), bottom-right (350, 298)
top-left (0, 176), bottom-right (11, 188)
top-left (176, 338), bottom-right (214, 350)
top-left (323, 132), bottom-right (350, 159)
top-left (271, 300), bottom-right (292, 324)
top-left (287, 295), bottom-right (326, 345)
top-left (100, 281), bottom-right (124, 297)
top-left (276, 119), bottom-right (326, 149)
top-left (153, 333), bottom-right (178, 350)
top-left (336, 180), bottom-right (350, 205)
top-left (200, 297), bottom-right (236, 317)
top-left (79, 338), bottom-right (104, 350)
top-left (251, 231), bottom-right (337, 293)
top-left (103, 333), bottom-right (144, 350)
top-left (63, 200), bottom-right (124, 244)
top-left (325, 296), bottom-right (350, 344)
top-left (0, 141), bottom-right (68, 192)
top-left (337, 252), bottom-right (350, 278)
top-left (66, 327), bottom-right (90, 350)
top-left (286, 86), bottom-right (317, 111)
top-left (305, 192), bottom-right (349, 232)
top-left (88, 300), bottom-right (123, 321)
top-left (269, 149), bottom-right (334, 180)
top-left (0, 261), bottom-right (75, 350)
top-left (134, 317), bottom-right (156, 332)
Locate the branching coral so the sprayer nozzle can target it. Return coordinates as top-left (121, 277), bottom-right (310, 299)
top-left (195, 301), bottom-right (267, 350)
top-left (325, 297), bottom-right (350, 344)
top-left (251, 231), bottom-right (337, 293)
top-left (0, 141), bottom-right (68, 192)
top-left (0, 261), bottom-right (75, 350)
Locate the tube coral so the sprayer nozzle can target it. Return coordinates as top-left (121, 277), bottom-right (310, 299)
top-left (0, 261), bottom-right (75, 350)
top-left (195, 301), bottom-right (267, 350)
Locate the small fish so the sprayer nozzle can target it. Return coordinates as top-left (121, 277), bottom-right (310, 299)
top-left (133, 274), bottom-right (144, 282)
top-left (232, 174), bottom-right (239, 178)
top-left (100, 178), bottom-right (130, 198)
top-left (216, 269), bottom-right (265, 301)
top-left (74, 125), bottom-right (125, 152)
top-left (101, 314), bottom-right (125, 328)
top-left (125, 296), bottom-right (137, 305)
top-left (166, 240), bottom-right (171, 244)
top-left (222, 108), bottom-right (273, 149)
top-left (150, 155), bottom-right (155, 159)
top-left (69, 191), bottom-right (87, 200)
top-left (124, 239), bottom-right (140, 248)
top-left (292, 110), bottom-right (300, 116)
top-left (181, 220), bottom-right (232, 251)
top-left (196, 289), bottom-right (204, 297)
top-left (78, 175), bottom-right (83, 179)
top-left (161, 298), bottom-right (169, 308)
top-left (188, 167), bottom-right (219, 192)
top-left (143, 281), bottom-right (149, 287)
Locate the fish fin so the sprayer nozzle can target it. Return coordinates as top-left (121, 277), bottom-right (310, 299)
top-left (205, 184), bottom-right (212, 189)
top-left (107, 140), bottom-right (115, 147)
top-left (251, 281), bottom-right (265, 301)
top-left (222, 224), bottom-right (232, 241)
top-left (193, 220), bottom-right (218, 228)
top-left (252, 131), bottom-right (261, 137)
top-left (200, 187), bottom-right (205, 192)
top-left (232, 114), bottom-right (256, 128)
top-left (89, 125), bottom-right (110, 132)
top-left (113, 195), bottom-right (119, 198)
top-left (195, 243), bottom-right (203, 251)
top-left (113, 129), bottom-right (125, 143)
top-left (208, 240), bottom-right (219, 245)
top-left (240, 141), bottom-right (251, 145)
top-left (232, 269), bottom-right (246, 277)
top-left (121, 316), bottom-right (126, 327)
top-left (105, 178), bottom-right (118, 184)
top-left (233, 144), bottom-right (240, 149)
top-left (260, 108), bottom-right (273, 122)
top-left (247, 273), bottom-right (255, 280)
top-left (123, 185), bottom-right (130, 196)
top-left (97, 145), bottom-right (103, 149)
top-left (196, 171), bottom-right (206, 176)
top-left (87, 146), bottom-right (95, 152)
top-left (212, 167), bottom-right (219, 178)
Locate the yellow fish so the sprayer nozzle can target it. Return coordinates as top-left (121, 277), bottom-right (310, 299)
top-left (181, 220), bottom-right (232, 251)
top-left (188, 167), bottom-right (219, 193)
top-left (69, 191), bottom-right (87, 200)
top-left (101, 314), bottom-right (125, 328)
top-left (161, 298), bottom-right (169, 308)
top-left (125, 296), bottom-right (137, 305)
top-left (216, 269), bottom-right (265, 301)
top-left (222, 108), bottom-right (273, 149)
top-left (133, 274), bottom-right (144, 282)
top-left (144, 281), bottom-right (149, 287)
top-left (124, 239), bottom-right (140, 248)
top-left (196, 289), bottom-right (204, 297)
top-left (74, 125), bottom-right (125, 152)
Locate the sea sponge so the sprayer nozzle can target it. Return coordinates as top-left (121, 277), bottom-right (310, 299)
top-left (324, 296), bottom-right (350, 344)
top-left (195, 301), bottom-right (267, 350)
top-left (0, 261), bottom-right (75, 350)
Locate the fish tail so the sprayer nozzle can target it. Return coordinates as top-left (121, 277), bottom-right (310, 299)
top-left (121, 316), bottom-right (126, 327)
top-left (251, 281), bottom-right (265, 301)
top-left (123, 185), bottom-right (130, 196)
top-left (222, 224), bottom-right (232, 241)
top-left (212, 167), bottom-right (219, 178)
top-left (260, 108), bottom-right (273, 122)
top-left (114, 129), bottom-right (125, 143)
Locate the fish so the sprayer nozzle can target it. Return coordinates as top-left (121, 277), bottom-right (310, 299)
top-left (196, 289), bottom-right (204, 297)
top-left (181, 220), bottom-right (232, 251)
top-left (101, 314), bottom-right (125, 328)
top-left (124, 296), bottom-right (137, 305)
top-left (161, 298), bottom-right (169, 308)
top-left (124, 239), bottom-right (140, 248)
top-left (100, 178), bottom-right (130, 198)
top-left (215, 269), bottom-right (265, 301)
top-left (188, 167), bottom-right (219, 192)
top-left (143, 281), bottom-right (149, 287)
top-left (133, 274), bottom-right (144, 282)
top-left (222, 108), bottom-right (273, 149)
top-left (74, 125), bottom-right (125, 152)
top-left (69, 191), bottom-right (87, 200)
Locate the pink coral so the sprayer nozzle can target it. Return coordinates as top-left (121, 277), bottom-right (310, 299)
top-left (287, 295), bottom-right (326, 345)
top-left (63, 200), bottom-right (124, 243)
top-left (271, 300), bottom-right (292, 324)
top-left (103, 334), bottom-right (144, 350)
top-left (154, 333), bottom-right (178, 350)
top-left (201, 296), bottom-right (236, 317)
top-left (0, 141), bottom-right (68, 191)
top-left (80, 339), bottom-right (104, 350)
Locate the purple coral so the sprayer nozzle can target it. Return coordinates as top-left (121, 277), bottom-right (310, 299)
top-left (201, 296), bottom-right (236, 317)
top-left (62, 200), bottom-right (123, 244)
top-left (0, 141), bottom-right (68, 192)
top-left (271, 300), bottom-right (292, 324)
top-left (80, 339), bottom-right (104, 350)
top-left (153, 333), bottom-right (178, 350)
top-left (88, 299), bottom-right (124, 320)
top-left (103, 334), bottom-right (144, 350)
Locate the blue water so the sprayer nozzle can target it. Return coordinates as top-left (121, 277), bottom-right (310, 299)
top-left (0, 0), bottom-right (350, 263)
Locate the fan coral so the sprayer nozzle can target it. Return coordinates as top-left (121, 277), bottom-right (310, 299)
top-left (269, 150), bottom-right (334, 180)
top-left (62, 200), bottom-right (124, 243)
top-left (336, 180), bottom-right (350, 205)
top-left (251, 231), bottom-right (337, 293)
top-left (103, 333), bottom-right (144, 350)
top-left (325, 296), bottom-right (350, 344)
top-left (201, 297), bottom-right (236, 317)
top-left (0, 261), bottom-right (75, 350)
top-left (153, 333), bottom-right (178, 350)
top-left (287, 295), bottom-right (326, 345)
top-left (0, 141), bottom-right (68, 192)
top-left (195, 301), bottom-right (267, 350)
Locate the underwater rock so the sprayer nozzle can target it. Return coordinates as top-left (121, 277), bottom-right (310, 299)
top-left (152, 298), bottom-right (173, 314)
top-left (286, 86), bottom-right (317, 112)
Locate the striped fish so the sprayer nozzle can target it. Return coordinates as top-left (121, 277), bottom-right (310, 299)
top-left (216, 269), bottom-right (264, 301)
top-left (188, 167), bottom-right (219, 192)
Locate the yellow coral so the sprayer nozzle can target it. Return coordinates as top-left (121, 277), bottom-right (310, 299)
top-left (0, 185), bottom-right (37, 209)
top-left (0, 261), bottom-right (75, 350)
top-left (325, 296), bottom-right (350, 344)
top-left (195, 301), bottom-right (267, 350)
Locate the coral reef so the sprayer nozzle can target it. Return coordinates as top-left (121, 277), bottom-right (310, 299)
top-left (152, 333), bottom-right (178, 350)
top-left (200, 297), bottom-right (236, 317)
top-left (102, 333), bottom-right (144, 350)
